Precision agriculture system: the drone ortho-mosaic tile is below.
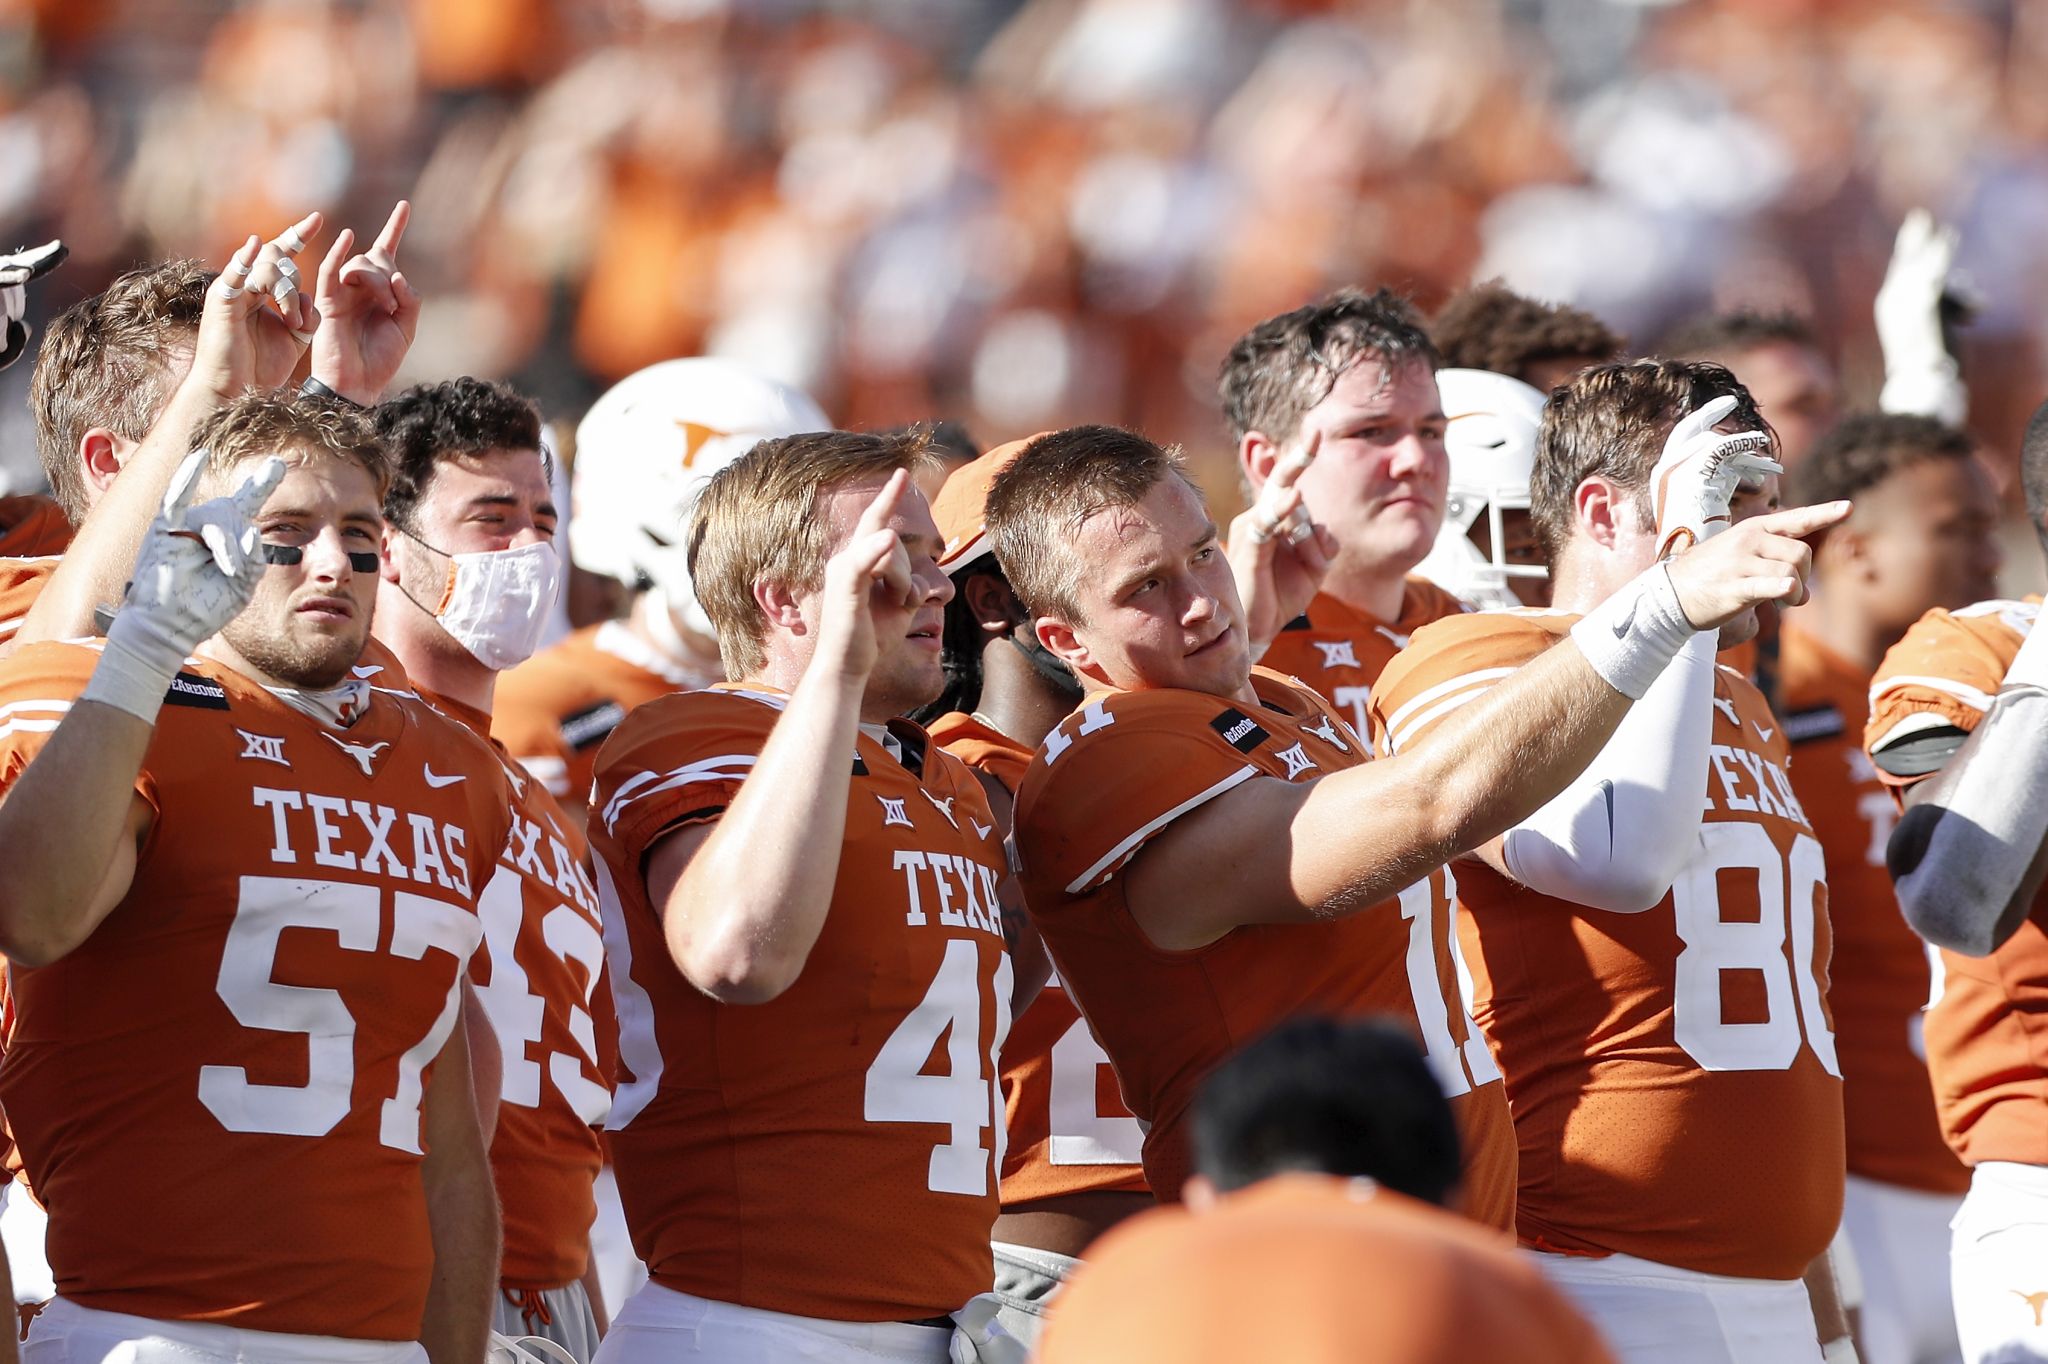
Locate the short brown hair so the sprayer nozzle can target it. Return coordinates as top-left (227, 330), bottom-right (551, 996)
top-left (1431, 281), bottom-right (1625, 386)
top-left (985, 425), bottom-right (1196, 624)
top-left (1790, 412), bottom-right (1974, 510)
top-left (1219, 288), bottom-right (1439, 446)
top-left (1531, 359), bottom-right (1765, 564)
top-left (32, 260), bottom-right (213, 523)
top-left (688, 428), bottom-right (940, 678)
top-left (192, 391), bottom-right (392, 501)
top-left (1659, 309), bottom-right (1819, 364)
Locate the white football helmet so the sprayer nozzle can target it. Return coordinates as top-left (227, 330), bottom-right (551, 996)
top-left (1416, 367), bottom-right (1548, 610)
top-left (570, 358), bottom-right (828, 638)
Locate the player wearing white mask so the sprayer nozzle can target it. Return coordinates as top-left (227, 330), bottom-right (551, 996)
top-left (493, 358), bottom-right (828, 825)
top-left (1415, 368), bottom-right (1550, 612)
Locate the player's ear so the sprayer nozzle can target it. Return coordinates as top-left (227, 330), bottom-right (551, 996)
top-left (379, 524), bottom-right (405, 584)
top-left (755, 577), bottom-right (805, 634)
top-left (1036, 614), bottom-right (1090, 672)
top-left (1573, 475), bottom-right (1626, 550)
top-left (1239, 430), bottom-right (1278, 491)
top-left (963, 571), bottom-right (1022, 637)
top-left (79, 427), bottom-right (124, 500)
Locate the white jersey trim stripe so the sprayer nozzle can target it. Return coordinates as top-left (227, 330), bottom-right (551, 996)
top-left (1379, 667), bottom-right (1516, 747)
top-left (601, 755), bottom-right (757, 835)
top-left (1384, 687), bottom-right (1495, 754)
top-left (1867, 674), bottom-right (1997, 718)
top-left (1065, 765), bottom-right (1258, 894)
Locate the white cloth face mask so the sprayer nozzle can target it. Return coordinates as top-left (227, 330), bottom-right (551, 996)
top-left (423, 538), bottom-right (562, 671)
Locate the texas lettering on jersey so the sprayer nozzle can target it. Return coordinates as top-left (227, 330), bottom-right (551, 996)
top-left (1867, 597), bottom-right (2048, 1170)
top-left (1011, 670), bottom-right (1515, 1219)
top-left (1372, 612), bottom-right (1844, 1280)
top-left (0, 641), bottom-right (513, 1340)
top-left (589, 686), bottom-right (1012, 1322)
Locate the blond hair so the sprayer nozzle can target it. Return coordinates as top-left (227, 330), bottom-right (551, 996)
top-left (984, 424), bottom-right (1195, 624)
top-left (689, 428), bottom-right (939, 678)
top-left (191, 391), bottom-right (392, 500)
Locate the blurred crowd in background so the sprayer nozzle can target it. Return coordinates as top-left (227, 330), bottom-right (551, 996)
top-left (0, 0), bottom-right (2043, 554)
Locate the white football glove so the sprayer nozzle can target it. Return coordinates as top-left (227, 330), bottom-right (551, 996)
top-left (0, 240), bottom-right (65, 371)
top-left (1651, 394), bottom-right (1780, 556)
top-left (1876, 208), bottom-right (1968, 425)
top-left (81, 451), bottom-right (286, 722)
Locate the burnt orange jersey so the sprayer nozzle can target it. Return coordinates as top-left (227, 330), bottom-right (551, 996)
top-left (1012, 670), bottom-right (1517, 1222)
top-left (0, 642), bottom-right (513, 1340)
top-left (1371, 612), bottom-right (1844, 1280)
top-left (1258, 580), bottom-right (1467, 736)
top-left (1780, 625), bottom-right (1964, 1195)
top-left (428, 692), bottom-right (611, 1289)
top-left (0, 554), bottom-right (55, 646)
top-left (589, 686), bottom-right (1012, 1321)
top-left (0, 496), bottom-right (70, 558)
top-left (494, 621), bottom-right (711, 803)
top-left (1866, 597), bottom-right (2048, 1169)
top-left (928, 711), bottom-right (1147, 1207)
top-left (1038, 1174), bottom-right (1616, 1364)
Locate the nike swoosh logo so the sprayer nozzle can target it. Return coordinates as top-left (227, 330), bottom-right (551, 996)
top-left (422, 765), bottom-right (465, 788)
top-left (1613, 600), bottom-right (1637, 638)
top-left (1598, 779), bottom-right (1615, 841)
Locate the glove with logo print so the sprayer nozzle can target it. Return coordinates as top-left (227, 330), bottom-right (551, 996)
top-left (1651, 394), bottom-right (1781, 556)
top-left (81, 451), bottom-right (286, 723)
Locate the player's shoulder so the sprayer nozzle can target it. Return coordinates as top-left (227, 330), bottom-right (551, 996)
top-left (1882, 597), bottom-right (2033, 681)
top-left (0, 637), bottom-right (102, 731)
top-left (593, 685), bottom-right (780, 785)
top-left (0, 494), bottom-right (71, 558)
top-left (1373, 608), bottom-right (1567, 750)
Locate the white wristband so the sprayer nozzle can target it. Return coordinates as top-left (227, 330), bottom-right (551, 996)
top-left (2004, 614), bottom-right (2048, 691)
top-left (1569, 563), bottom-right (1698, 699)
top-left (78, 633), bottom-right (176, 725)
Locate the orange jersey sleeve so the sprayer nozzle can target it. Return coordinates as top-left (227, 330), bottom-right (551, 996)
top-left (427, 693), bottom-right (612, 1290)
top-left (1372, 612), bottom-right (1845, 1279)
top-left (589, 687), bottom-right (1012, 1322)
top-left (493, 622), bottom-right (702, 803)
top-left (1865, 597), bottom-right (2048, 1169)
top-left (1013, 673), bottom-right (1514, 1218)
top-left (930, 710), bottom-right (1148, 1206)
top-left (1779, 627), bottom-right (1964, 1195)
top-left (1257, 580), bottom-right (1467, 736)
top-left (1038, 1175), bottom-right (1615, 1364)
top-left (0, 644), bottom-right (513, 1340)
top-left (0, 554), bottom-right (56, 646)
top-left (0, 496), bottom-right (71, 559)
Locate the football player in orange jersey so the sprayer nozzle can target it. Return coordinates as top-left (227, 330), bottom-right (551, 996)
top-left (586, 430), bottom-right (1043, 1363)
top-left (916, 435), bottom-right (1143, 1350)
top-left (10, 202), bottom-right (418, 656)
top-left (1370, 359), bottom-right (1853, 1363)
top-left (1220, 295), bottom-right (1523, 1230)
top-left (1865, 397), bottom-right (2048, 1364)
top-left (493, 358), bottom-right (827, 820)
top-left (1778, 414), bottom-right (1997, 1364)
top-left (1039, 1017), bottom-right (1617, 1364)
top-left (987, 421), bottom-right (1841, 1226)
top-left (370, 379), bottom-right (614, 1361)
top-left (0, 391), bottom-right (509, 1363)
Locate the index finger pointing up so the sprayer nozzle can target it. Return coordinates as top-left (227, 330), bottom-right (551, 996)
top-left (853, 467), bottom-right (913, 541)
top-left (368, 200), bottom-right (410, 269)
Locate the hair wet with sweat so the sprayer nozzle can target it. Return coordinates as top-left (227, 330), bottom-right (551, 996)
top-left (190, 391), bottom-right (392, 502)
top-left (1218, 286), bottom-right (1440, 448)
top-left (687, 428), bottom-right (942, 679)
top-left (1529, 358), bottom-right (1766, 566)
top-left (983, 425), bottom-right (1200, 626)
top-left (32, 259), bottom-right (213, 523)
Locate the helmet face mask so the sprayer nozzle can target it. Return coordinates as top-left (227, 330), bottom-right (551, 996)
top-left (1415, 368), bottom-right (1549, 612)
top-left (569, 358), bottom-right (829, 637)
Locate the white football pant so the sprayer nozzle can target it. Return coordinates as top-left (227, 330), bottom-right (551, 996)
top-left (493, 1282), bottom-right (603, 1364)
top-left (591, 1283), bottom-right (950, 1364)
top-left (1532, 1250), bottom-right (1823, 1364)
top-left (1840, 1173), bottom-right (1963, 1364)
top-left (22, 1296), bottom-right (424, 1363)
top-left (1950, 1162), bottom-right (2048, 1363)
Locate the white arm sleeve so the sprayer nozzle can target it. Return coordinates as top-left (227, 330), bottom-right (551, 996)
top-left (1500, 630), bottom-right (1717, 913)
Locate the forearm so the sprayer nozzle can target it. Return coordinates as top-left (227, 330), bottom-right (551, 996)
top-left (420, 1151), bottom-right (499, 1364)
top-left (579, 1252), bottom-right (609, 1334)
top-left (666, 665), bottom-right (866, 1001)
top-left (0, 700), bottom-right (149, 964)
top-left (1499, 630), bottom-right (1715, 911)
top-left (12, 381), bottom-right (220, 648)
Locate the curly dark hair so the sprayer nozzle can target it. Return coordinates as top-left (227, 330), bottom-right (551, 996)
top-left (1659, 309), bottom-right (1819, 363)
top-left (374, 377), bottom-right (546, 530)
top-left (32, 259), bottom-right (213, 523)
top-left (1790, 413), bottom-right (1974, 511)
top-left (1430, 280), bottom-right (1624, 386)
top-left (1218, 287), bottom-right (1440, 446)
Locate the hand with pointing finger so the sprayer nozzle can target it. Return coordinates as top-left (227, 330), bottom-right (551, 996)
top-left (817, 469), bottom-right (920, 682)
top-left (192, 212), bottom-right (324, 401)
top-left (1230, 430), bottom-right (1337, 660)
top-left (311, 200), bottom-right (422, 406)
top-left (1651, 395), bottom-right (1782, 557)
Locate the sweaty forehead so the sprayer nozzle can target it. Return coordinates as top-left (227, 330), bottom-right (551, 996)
top-left (1310, 354), bottom-right (1440, 418)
